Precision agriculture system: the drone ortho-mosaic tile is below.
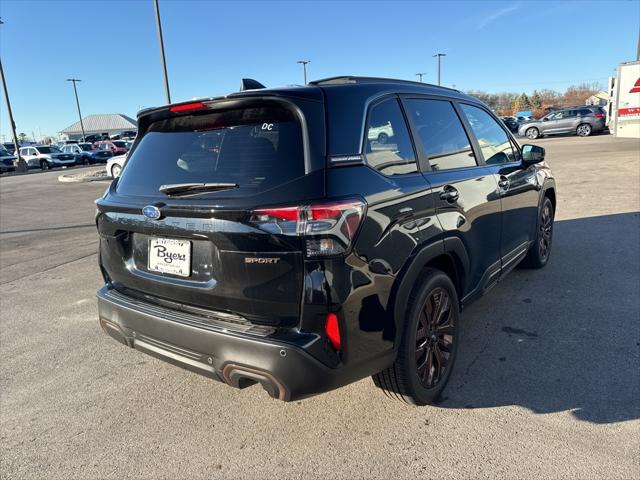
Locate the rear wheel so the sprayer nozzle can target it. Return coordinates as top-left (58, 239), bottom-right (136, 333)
top-left (40, 160), bottom-right (50, 171)
top-left (521, 196), bottom-right (554, 269)
top-left (373, 269), bottom-right (460, 405)
top-left (111, 164), bottom-right (122, 178)
top-left (576, 123), bottom-right (592, 137)
top-left (83, 156), bottom-right (90, 166)
top-left (525, 127), bottom-right (539, 140)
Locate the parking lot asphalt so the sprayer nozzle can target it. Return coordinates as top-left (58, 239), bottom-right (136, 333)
top-left (1, 135), bottom-right (639, 479)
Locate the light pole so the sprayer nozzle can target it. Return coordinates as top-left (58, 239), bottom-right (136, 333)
top-left (297, 60), bottom-right (310, 85)
top-left (0, 19), bottom-right (27, 172)
top-left (153, 0), bottom-right (171, 104)
top-left (66, 79), bottom-right (86, 141)
top-left (416, 73), bottom-right (427, 83)
top-left (433, 53), bottom-right (446, 86)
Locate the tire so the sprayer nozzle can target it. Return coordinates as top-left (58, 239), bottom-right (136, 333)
top-left (111, 164), bottom-right (122, 178)
top-left (372, 268), bottom-right (460, 405)
top-left (576, 123), bottom-right (592, 137)
top-left (520, 196), bottom-right (554, 269)
top-left (377, 132), bottom-right (389, 144)
top-left (83, 157), bottom-right (90, 166)
top-left (525, 127), bottom-right (539, 140)
top-left (40, 160), bottom-right (49, 171)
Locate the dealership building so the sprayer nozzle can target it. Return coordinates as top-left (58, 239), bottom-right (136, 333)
top-left (59, 114), bottom-right (137, 140)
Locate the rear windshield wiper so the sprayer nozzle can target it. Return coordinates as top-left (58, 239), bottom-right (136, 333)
top-left (159, 182), bottom-right (239, 196)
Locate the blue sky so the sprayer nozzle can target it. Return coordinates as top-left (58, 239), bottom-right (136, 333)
top-left (1, 0), bottom-right (638, 140)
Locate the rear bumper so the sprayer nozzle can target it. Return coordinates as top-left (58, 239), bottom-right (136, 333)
top-left (96, 285), bottom-right (368, 401)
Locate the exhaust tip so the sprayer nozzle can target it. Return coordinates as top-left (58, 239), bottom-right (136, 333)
top-left (222, 364), bottom-right (288, 401)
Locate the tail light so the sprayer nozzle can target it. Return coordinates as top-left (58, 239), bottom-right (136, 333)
top-left (250, 199), bottom-right (365, 257)
top-left (594, 113), bottom-right (604, 118)
top-left (324, 313), bottom-right (341, 351)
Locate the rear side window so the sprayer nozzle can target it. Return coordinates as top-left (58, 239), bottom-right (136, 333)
top-left (405, 99), bottom-right (476, 171)
top-left (116, 104), bottom-right (305, 197)
top-left (460, 104), bottom-right (516, 165)
top-left (364, 98), bottom-right (418, 175)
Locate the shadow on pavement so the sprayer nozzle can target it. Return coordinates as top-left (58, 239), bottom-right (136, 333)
top-left (440, 212), bottom-right (640, 424)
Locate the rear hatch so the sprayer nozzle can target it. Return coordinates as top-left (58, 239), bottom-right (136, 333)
top-left (96, 95), bottom-right (325, 327)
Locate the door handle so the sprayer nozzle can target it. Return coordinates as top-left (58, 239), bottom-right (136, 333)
top-left (439, 186), bottom-right (459, 203)
top-left (498, 176), bottom-right (510, 189)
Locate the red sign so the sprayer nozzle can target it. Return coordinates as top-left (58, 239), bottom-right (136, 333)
top-left (618, 107), bottom-right (640, 116)
top-left (630, 77), bottom-right (640, 94)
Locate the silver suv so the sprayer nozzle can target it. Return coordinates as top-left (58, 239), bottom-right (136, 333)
top-left (518, 107), bottom-right (606, 139)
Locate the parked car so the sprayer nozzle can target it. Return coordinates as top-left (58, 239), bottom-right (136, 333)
top-left (60, 143), bottom-right (112, 165)
top-left (120, 130), bottom-right (137, 140)
top-left (95, 140), bottom-right (129, 155)
top-left (500, 116), bottom-right (519, 133)
top-left (2, 143), bottom-right (17, 154)
top-left (106, 153), bottom-right (126, 177)
top-left (518, 107), bottom-right (606, 139)
top-left (83, 134), bottom-right (107, 143)
top-left (18, 145), bottom-right (76, 170)
top-left (96, 76), bottom-right (556, 404)
top-left (367, 120), bottom-right (394, 144)
top-left (0, 145), bottom-right (16, 173)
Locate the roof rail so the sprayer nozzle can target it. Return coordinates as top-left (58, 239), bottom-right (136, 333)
top-left (309, 76), bottom-right (461, 92)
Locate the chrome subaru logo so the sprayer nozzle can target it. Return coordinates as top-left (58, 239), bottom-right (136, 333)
top-left (142, 205), bottom-right (161, 220)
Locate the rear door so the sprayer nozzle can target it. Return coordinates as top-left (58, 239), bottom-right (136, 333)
top-left (554, 110), bottom-right (577, 133)
top-left (403, 97), bottom-right (503, 296)
top-left (97, 98), bottom-right (325, 327)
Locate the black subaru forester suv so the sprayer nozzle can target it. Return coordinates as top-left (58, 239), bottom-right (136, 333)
top-left (96, 77), bottom-right (556, 404)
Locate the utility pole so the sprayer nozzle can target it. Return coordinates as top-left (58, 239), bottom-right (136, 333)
top-left (66, 79), bottom-right (86, 141)
top-left (297, 60), bottom-right (310, 85)
top-left (153, 0), bottom-right (171, 103)
top-left (0, 19), bottom-right (27, 172)
top-left (416, 73), bottom-right (427, 83)
top-left (433, 53), bottom-right (446, 86)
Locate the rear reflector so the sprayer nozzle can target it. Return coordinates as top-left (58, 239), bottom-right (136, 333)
top-left (325, 313), bottom-right (341, 351)
top-left (170, 102), bottom-right (207, 113)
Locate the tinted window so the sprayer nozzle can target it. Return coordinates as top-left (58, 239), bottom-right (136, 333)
top-left (36, 146), bottom-right (57, 154)
top-left (579, 109), bottom-right (592, 116)
top-left (364, 98), bottom-right (417, 175)
top-left (405, 99), bottom-right (476, 170)
top-left (460, 104), bottom-right (516, 165)
top-left (116, 104), bottom-right (306, 197)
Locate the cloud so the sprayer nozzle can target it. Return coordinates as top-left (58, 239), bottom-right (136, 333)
top-left (477, 4), bottom-right (519, 30)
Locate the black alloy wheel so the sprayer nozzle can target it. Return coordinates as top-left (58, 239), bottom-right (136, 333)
top-left (372, 269), bottom-right (460, 405)
top-left (415, 287), bottom-right (455, 388)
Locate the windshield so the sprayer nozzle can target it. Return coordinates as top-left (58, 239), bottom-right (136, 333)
top-left (113, 141), bottom-right (127, 148)
top-left (79, 144), bottom-right (93, 151)
top-left (116, 104), bottom-right (305, 197)
top-left (0, 146), bottom-right (9, 156)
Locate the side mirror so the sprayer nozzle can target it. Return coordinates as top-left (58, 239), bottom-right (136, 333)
top-left (522, 144), bottom-right (545, 164)
top-left (542, 117), bottom-right (548, 122)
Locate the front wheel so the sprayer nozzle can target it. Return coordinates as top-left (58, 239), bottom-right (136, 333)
top-left (521, 196), bottom-right (554, 269)
top-left (372, 269), bottom-right (460, 405)
top-left (111, 164), bottom-right (122, 178)
top-left (40, 160), bottom-right (50, 171)
top-left (576, 123), bottom-right (592, 137)
top-left (525, 127), bottom-right (539, 140)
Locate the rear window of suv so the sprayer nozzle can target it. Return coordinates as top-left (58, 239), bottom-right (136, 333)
top-left (116, 104), bottom-right (305, 197)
